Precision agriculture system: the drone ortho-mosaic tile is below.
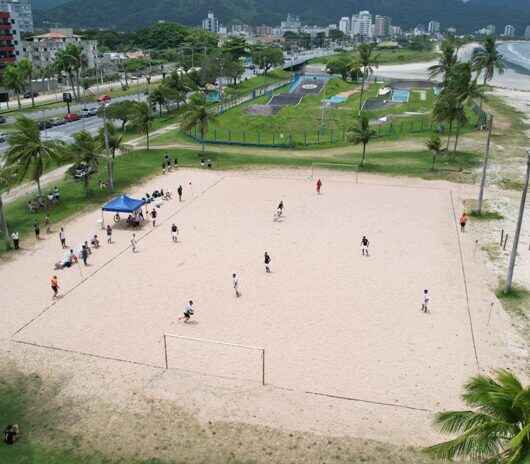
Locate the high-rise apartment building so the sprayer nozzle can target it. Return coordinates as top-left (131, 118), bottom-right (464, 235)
top-left (504, 24), bottom-right (515, 37)
top-left (339, 16), bottom-right (350, 35)
top-left (374, 15), bottom-right (391, 37)
top-left (525, 25), bottom-right (530, 39)
top-left (428, 20), bottom-right (440, 34)
top-left (0, 7), bottom-right (22, 70)
top-left (202, 11), bottom-right (219, 33)
top-left (0, 0), bottom-right (32, 33)
top-left (351, 10), bottom-right (371, 38)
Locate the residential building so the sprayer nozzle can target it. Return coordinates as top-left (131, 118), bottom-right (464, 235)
top-left (447, 26), bottom-right (457, 35)
top-left (0, 7), bottom-right (21, 69)
top-left (339, 16), bottom-right (350, 35)
top-left (231, 24), bottom-right (251, 35)
top-left (504, 24), bottom-right (515, 37)
top-left (350, 10), bottom-right (371, 39)
top-left (414, 24), bottom-right (427, 36)
top-left (428, 20), bottom-right (440, 34)
top-left (202, 11), bottom-right (220, 33)
top-left (374, 15), bottom-right (391, 37)
top-left (525, 25), bottom-right (530, 40)
top-left (280, 13), bottom-right (301, 33)
top-left (0, 0), bottom-right (32, 33)
top-left (24, 28), bottom-right (98, 69)
top-left (391, 25), bottom-right (402, 38)
top-left (486, 24), bottom-right (496, 35)
top-left (255, 25), bottom-right (272, 36)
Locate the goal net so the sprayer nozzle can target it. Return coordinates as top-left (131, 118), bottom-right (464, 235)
top-left (311, 162), bottom-right (358, 182)
top-left (162, 334), bottom-right (265, 385)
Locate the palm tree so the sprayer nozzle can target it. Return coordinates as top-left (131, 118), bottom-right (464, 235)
top-left (149, 87), bottom-right (167, 117)
top-left (2, 64), bottom-right (25, 110)
top-left (131, 102), bottom-right (153, 150)
top-left (180, 93), bottom-right (215, 153)
top-left (0, 168), bottom-right (15, 247)
top-left (54, 44), bottom-right (86, 102)
top-left (428, 40), bottom-right (457, 84)
top-left (426, 133), bottom-right (442, 170)
top-left (5, 117), bottom-right (63, 197)
top-left (433, 92), bottom-right (460, 152)
top-left (69, 131), bottom-right (99, 196)
top-left (18, 58), bottom-right (35, 107)
top-left (446, 63), bottom-right (485, 152)
top-left (425, 370), bottom-right (530, 463)
top-left (357, 44), bottom-right (379, 112)
top-left (472, 36), bottom-right (505, 115)
top-left (97, 122), bottom-right (123, 159)
top-left (347, 116), bottom-right (376, 166)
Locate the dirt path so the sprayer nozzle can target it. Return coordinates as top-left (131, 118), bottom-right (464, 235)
top-left (134, 139), bottom-right (425, 158)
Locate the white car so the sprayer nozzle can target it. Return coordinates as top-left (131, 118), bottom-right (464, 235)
top-left (88, 107), bottom-right (99, 116)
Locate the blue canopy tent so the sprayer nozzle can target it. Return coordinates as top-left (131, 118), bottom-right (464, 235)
top-left (100, 195), bottom-right (145, 227)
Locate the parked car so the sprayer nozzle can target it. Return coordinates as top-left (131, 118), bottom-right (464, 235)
top-left (38, 119), bottom-right (53, 130)
top-left (97, 95), bottom-right (111, 103)
top-left (0, 133), bottom-right (8, 143)
top-left (81, 108), bottom-right (90, 118)
top-left (50, 117), bottom-right (66, 126)
top-left (23, 91), bottom-right (39, 99)
top-left (88, 107), bottom-right (99, 116)
top-left (0, 116), bottom-right (6, 124)
top-left (64, 112), bottom-right (80, 122)
top-left (69, 162), bottom-right (96, 180)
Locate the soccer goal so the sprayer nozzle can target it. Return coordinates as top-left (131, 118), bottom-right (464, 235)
top-left (311, 162), bottom-right (358, 182)
top-left (162, 334), bottom-right (266, 385)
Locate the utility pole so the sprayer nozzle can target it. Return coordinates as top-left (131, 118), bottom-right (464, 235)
top-left (103, 104), bottom-right (114, 192)
top-left (477, 114), bottom-right (493, 215)
top-left (505, 149), bottom-right (530, 293)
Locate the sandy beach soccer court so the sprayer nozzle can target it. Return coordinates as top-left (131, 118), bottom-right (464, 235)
top-left (1, 167), bottom-right (525, 445)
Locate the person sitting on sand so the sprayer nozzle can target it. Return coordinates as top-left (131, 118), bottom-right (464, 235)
top-left (91, 235), bottom-right (100, 249)
top-left (4, 424), bottom-right (19, 445)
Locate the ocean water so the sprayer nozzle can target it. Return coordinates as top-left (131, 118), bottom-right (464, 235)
top-left (498, 42), bottom-right (530, 74)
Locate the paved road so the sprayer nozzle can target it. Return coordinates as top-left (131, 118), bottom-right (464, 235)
top-left (0, 93), bottom-right (146, 152)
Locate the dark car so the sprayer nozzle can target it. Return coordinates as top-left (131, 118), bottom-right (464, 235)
top-left (38, 119), bottom-right (53, 130)
top-left (69, 162), bottom-right (96, 180)
top-left (0, 116), bottom-right (6, 124)
top-left (23, 91), bottom-right (39, 99)
top-left (0, 133), bottom-right (8, 143)
top-left (50, 117), bottom-right (66, 126)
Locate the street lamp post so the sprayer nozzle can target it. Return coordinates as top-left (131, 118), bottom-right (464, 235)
top-left (103, 104), bottom-right (114, 192)
top-left (505, 149), bottom-right (530, 293)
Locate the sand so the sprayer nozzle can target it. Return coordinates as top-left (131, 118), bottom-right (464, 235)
top-left (1, 167), bottom-right (526, 450)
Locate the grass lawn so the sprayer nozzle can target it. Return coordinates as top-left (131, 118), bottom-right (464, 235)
top-left (0, 367), bottom-right (179, 464)
top-left (223, 69), bottom-right (291, 98)
top-left (1, 146), bottom-right (478, 252)
top-left (309, 48), bottom-right (439, 66)
top-left (173, 78), bottom-right (477, 148)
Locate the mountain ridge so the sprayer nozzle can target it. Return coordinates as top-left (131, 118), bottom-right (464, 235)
top-left (34, 0), bottom-right (530, 33)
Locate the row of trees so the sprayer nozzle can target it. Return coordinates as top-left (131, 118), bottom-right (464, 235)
top-left (332, 37), bottom-right (504, 169)
top-left (2, 43), bottom-right (88, 109)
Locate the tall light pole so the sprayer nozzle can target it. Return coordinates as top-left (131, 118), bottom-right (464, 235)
top-left (103, 103), bottom-right (114, 192)
top-left (477, 114), bottom-right (493, 215)
top-left (505, 149), bottom-right (530, 293)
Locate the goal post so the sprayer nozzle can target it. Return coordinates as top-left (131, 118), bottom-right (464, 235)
top-left (162, 334), bottom-right (266, 386)
top-left (310, 162), bottom-right (358, 182)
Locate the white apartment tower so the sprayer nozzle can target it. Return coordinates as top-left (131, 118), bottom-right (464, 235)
top-left (202, 11), bottom-right (219, 33)
top-left (339, 16), bottom-right (350, 35)
top-left (504, 24), bottom-right (515, 37)
top-left (351, 10), bottom-right (371, 39)
top-left (428, 20), bottom-right (440, 34)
